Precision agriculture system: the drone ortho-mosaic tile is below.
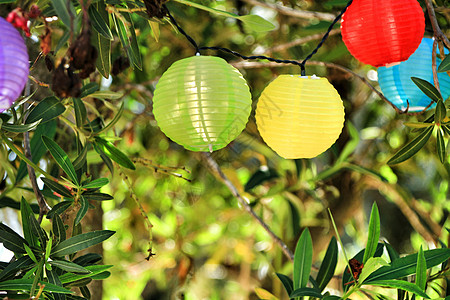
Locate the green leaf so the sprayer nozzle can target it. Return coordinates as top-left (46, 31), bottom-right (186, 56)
top-left (293, 228), bottom-right (313, 289)
top-left (237, 14), bottom-right (276, 32)
top-left (0, 279), bottom-right (73, 294)
top-left (290, 287), bottom-right (323, 298)
top-left (384, 242), bottom-right (400, 262)
top-left (113, 13), bottom-right (141, 70)
top-left (0, 223), bottom-right (28, 253)
top-left (316, 236), bottom-right (338, 291)
top-left (0, 0), bottom-right (16, 3)
top-left (16, 120), bottom-right (57, 182)
top-left (82, 192), bottom-right (114, 201)
top-left (363, 202), bottom-right (380, 264)
top-left (47, 269), bottom-right (67, 300)
top-left (94, 143), bottom-right (114, 174)
top-left (46, 201), bottom-right (73, 219)
top-left (73, 253), bottom-right (102, 266)
top-left (82, 178), bottom-right (109, 189)
top-left (358, 257), bottom-right (389, 283)
top-left (366, 280), bottom-right (429, 298)
top-left (42, 136), bottom-right (79, 185)
top-left (49, 260), bottom-right (91, 274)
top-left (59, 265), bottom-right (113, 284)
top-left (1, 120), bottom-right (41, 133)
top-left (26, 96), bottom-right (66, 124)
top-left (123, 12), bottom-right (142, 70)
top-left (244, 168), bottom-right (279, 191)
top-left (72, 145), bottom-right (88, 171)
top-left (23, 244), bottom-right (38, 263)
top-left (0, 256), bottom-right (34, 281)
top-left (94, 137), bottom-right (135, 170)
top-left (80, 82), bottom-right (100, 98)
top-left (51, 230), bottom-right (115, 257)
top-left (387, 126), bottom-right (434, 165)
top-left (41, 177), bottom-right (74, 198)
top-left (97, 102), bottom-right (124, 135)
top-left (90, 91), bottom-right (124, 100)
top-left (52, 213), bottom-right (66, 245)
top-left (29, 214), bottom-right (48, 248)
top-left (20, 197), bottom-right (38, 247)
top-left (88, 5), bottom-right (113, 40)
top-left (74, 195), bottom-right (89, 225)
top-left (365, 248), bottom-right (450, 282)
top-left (411, 77), bottom-right (443, 103)
top-left (438, 54), bottom-right (450, 73)
top-left (435, 100), bottom-right (447, 123)
top-left (93, 27), bottom-right (111, 78)
top-left (336, 121), bottom-right (359, 164)
top-left (90, 271), bottom-right (111, 280)
top-left (73, 98), bottom-right (87, 128)
top-left (403, 122), bottom-right (435, 129)
top-left (416, 246), bottom-right (427, 295)
top-left (436, 127), bottom-right (446, 164)
top-left (276, 273), bottom-right (293, 295)
top-left (50, 0), bottom-right (77, 28)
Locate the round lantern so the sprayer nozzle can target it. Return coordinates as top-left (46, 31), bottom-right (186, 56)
top-left (255, 75), bottom-right (345, 159)
top-left (378, 38), bottom-right (450, 112)
top-left (0, 16), bottom-right (29, 113)
top-left (152, 56), bottom-right (252, 152)
top-left (341, 0), bottom-right (424, 67)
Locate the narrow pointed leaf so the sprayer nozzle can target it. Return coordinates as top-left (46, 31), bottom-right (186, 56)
top-left (416, 246), bottom-right (427, 293)
top-left (0, 225), bottom-right (28, 253)
top-left (72, 145), bottom-right (88, 171)
top-left (49, 260), bottom-right (91, 274)
top-left (93, 29), bottom-right (111, 78)
top-left (51, 230), bottom-right (115, 257)
top-left (363, 202), bottom-right (380, 264)
top-left (82, 192), bottom-right (114, 201)
top-left (411, 77), bottom-right (443, 102)
top-left (123, 12), bottom-right (142, 70)
top-left (82, 178), bottom-right (109, 189)
top-left (1, 120), bottom-right (41, 133)
top-left (50, 0), bottom-right (76, 28)
top-left (435, 100), bottom-right (447, 123)
top-left (73, 253), bottom-right (102, 266)
top-left (359, 257), bottom-right (389, 283)
top-left (94, 143), bottom-right (114, 174)
top-left (41, 177), bottom-right (73, 198)
top-left (365, 248), bottom-right (450, 282)
top-left (94, 137), bottom-right (135, 170)
top-left (46, 200), bottom-right (73, 219)
top-left (29, 214), bottom-right (48, 248)
top-left (26, 96), bottom-right (66, 124)
top-left (387, 126), bottom-right (433, 165)
top-left (438, 54), bottom-right (450, 72)
top-left (97, 102), bottom-right (124, 134)
top-left (0, 279), bottom-right (73, 293)
top-left (73, 98), bottom-right (87, 128)
top-left (293, 228), bottom-right (313, 289)
top-left (113, 13), bottom-right (139, 70)
top-left (384, 242), bottom-right (400, 262)
top-left (316, 236), bottom-right (338, 291)
top-left (0, 256), bottom-right (34, 281)
top-left (42, 136), bottom-right (79, 185)
top-left (290, 287), bottom-right (323, 298)
top-left (21, 197), bottom-right (38, 247)
top-left (436, 128), bottom-right (446, 164)
top-left (237, 14), bottom-right (276, 32)
top-left (366, 280), bottom-right (429, 298)
top-left (88, 5), bottom-right (113, 40)
top-left (52, 213), bottom-right (66, 245)
top-left (47, 269), bottom-right (67, 300)
top-left (59, 265), bottom-right (113, 284)
top-left (276, 273), bottom-right (293, 295)
top-left (74, 195), bottom-right (89, 225)
top-left (403, 122), bottom-right (435, 129)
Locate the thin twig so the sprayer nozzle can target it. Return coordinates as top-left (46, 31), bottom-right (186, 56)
top-left (424, 0), bottom-right (450, 49)
top-left (264, 29), bottom-right (341, 54)
top-left (241, 0), bottom-right (336, 22)
top-left (432, 39), bottom-right (441, 94)
top-left (203, 153), bottom-right (294, 262)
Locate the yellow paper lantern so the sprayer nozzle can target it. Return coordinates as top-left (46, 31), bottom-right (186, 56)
top-left (153, 56), bottom-right (252, 152)
top-left (255, 75), bottom-right (345, 159)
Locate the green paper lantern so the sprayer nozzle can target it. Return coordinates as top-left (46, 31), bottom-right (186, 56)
top-left (153, 56), bottom-right (252, 152)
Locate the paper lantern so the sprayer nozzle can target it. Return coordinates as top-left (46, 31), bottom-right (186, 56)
top-left (0, 16), bottom-right (29, 113)
top-left (255, 75), bottom-right (345, 159)
top-left (152, 56), bottom-right (252, 152)
top-left (378, 38), bottom-right (450, 112)
top-left (341, 0), bottom-right (424, 67)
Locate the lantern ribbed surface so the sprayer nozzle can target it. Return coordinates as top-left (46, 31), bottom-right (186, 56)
top-left (152, 56), bottom-right (252, 152)
top-left (0, 17), bottom-right (29, 113)
top-left (255, 75), bottom-right (345, 159)
top-left (378, 38), bottom-right (450, 112)
top-left (341, 0), bottom-right (424, 67)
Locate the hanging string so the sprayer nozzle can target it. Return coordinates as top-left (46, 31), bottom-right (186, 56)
top-left (164, 0), bottom-right (353, 75)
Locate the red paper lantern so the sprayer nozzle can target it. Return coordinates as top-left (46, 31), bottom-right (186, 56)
top-left (341, 0), bottom-right (424, 67)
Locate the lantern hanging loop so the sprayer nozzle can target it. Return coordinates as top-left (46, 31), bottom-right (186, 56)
top-left (164, 0), bottom-right (354, 75)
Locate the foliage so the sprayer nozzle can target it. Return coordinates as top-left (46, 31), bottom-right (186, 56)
top-left (0, 0), bottom-right (449, 299)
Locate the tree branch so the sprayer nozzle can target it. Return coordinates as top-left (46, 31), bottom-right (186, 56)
top-left (203, 153), bottom-right (294, 262)
top-left (424, 0), bottom-right (450, 49)
top-left (241, 0), bottom-right (336, 22)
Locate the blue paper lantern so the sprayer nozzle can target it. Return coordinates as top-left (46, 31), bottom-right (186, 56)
top-left (378, 38), bottom-right (450, 112)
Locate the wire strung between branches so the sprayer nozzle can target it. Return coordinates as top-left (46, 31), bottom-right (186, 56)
top-left (165, 0), bottom-right (353, 75)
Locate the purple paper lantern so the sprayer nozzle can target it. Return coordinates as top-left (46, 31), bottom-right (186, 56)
top-left (0, 16), bottom-right (29, 113)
